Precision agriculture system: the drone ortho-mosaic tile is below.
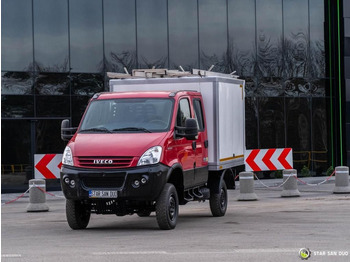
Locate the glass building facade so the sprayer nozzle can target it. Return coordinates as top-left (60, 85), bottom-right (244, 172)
top-left (1, 0), bottom-right (348, 192)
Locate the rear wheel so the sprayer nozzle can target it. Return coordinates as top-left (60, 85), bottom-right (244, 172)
top-left (209, 180), bottom-right (227, 217)
top-left (156, 183), bottom-right (179, 230)
top-left (66, 199), bottom-right (91, 230)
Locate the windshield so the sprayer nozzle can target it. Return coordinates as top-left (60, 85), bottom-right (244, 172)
top-left (79, 98), bottom-right (174, 133)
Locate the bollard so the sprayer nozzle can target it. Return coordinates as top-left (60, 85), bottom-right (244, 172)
top-left (237, 172), bottom-right (258, 201)
top-left (26, 179), bottom-right (49, 212)
top-left (281, 169), bottom-right (300, 197)
top-left (333, 166), bottom-right (350, 194)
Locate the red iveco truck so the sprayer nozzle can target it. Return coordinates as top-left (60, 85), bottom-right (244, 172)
top-left (60, 69), bottom-right (245, 230)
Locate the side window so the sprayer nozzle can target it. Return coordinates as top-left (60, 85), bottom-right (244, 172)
top-left (176, 98), bottom-right (191, 127)
top-left (193, 99), bottom-right (205, 131)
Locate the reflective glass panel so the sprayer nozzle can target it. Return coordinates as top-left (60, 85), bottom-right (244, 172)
top-left (69, 0), bottom-right (103, 72)
top-left (36, 120), bottom-right (66, 154)
top-left (286, 98), bottom-right (311, 172)
top-left (311, 98), bottom-right (330, 174)
top-left (256, 0), bottom-right (283, 77)
top-left (258, 97), bottom-right (285, 148)
top-left (245, 97), bottom-right (258, 149)
top-left (35, 73), bottom-right (69, 95)
top-left (285, 78), bottom-right (312, 97)
top-left (36, 96), bottom-right (70, 117)
top-left (283, 0), bottom-right (308, 78)
top-left (104, 0), bottom-right (137, 72)
top-left (1, 120), bottom-right (32, 191)
top-left (70, 73), bottom-right (104, 96)
top-left (1, 95), bottom-right (34, 118)
top-left (1, 0), bottom-right (33, 71)
top-left (137, 0), bottom-right (168, 68)
top-left (345, 57), bottom-right (350, 79)
top-left (168, 0), bottom-right (198, 70)
top-left (33, 0), bottom-right (69, 72)
top-left (199, 0), bottom-right (227, 72)
top-left (347, 124), bottom-right (350, 156)
top-left (72, 96), bottom-right (91, 127)
top-left (345, 38), bottom-right (350, 56)
top-left (257, 77), bottom-right (284, 97)
top-left (243, 77), bottom-right (257, 97)
top-left (310, 0), bottom-right (325, 78)
top-left (2, 72), bottom-right (33, 95)
top-left (228, 0), bottom-right (255, 76)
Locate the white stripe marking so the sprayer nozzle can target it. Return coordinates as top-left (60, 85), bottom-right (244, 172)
top-left (239, 176), bottom-right (254, 180)
top-left (92, 248), bottom-right (298, 256)
top-left (2, 254), bottom-right (22, 258)
top-left (336, 171), bottom-right (349, 174)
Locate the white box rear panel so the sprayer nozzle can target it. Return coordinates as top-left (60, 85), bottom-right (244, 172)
top-left (217, 82), bottom-right (245, 168)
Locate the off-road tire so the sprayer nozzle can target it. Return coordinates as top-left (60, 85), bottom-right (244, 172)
top-left (209, 180), bottom-right (227, 217)
top-left (156, 183), bottom-right (179, 230)
top-left (66, 199), bottom-right (91, 230)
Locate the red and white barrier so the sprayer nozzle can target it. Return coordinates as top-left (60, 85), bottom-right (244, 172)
top-left (245, 148), bottom-right (293, 172)
top-left (34, 154), bottom-right (62, 179)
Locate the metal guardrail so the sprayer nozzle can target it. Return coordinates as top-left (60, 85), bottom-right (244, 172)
top-left (1, 164), bottom-right (31, 174)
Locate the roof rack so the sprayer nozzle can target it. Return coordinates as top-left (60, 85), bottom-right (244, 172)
top-left (107, 66), bottom-right (239, 79)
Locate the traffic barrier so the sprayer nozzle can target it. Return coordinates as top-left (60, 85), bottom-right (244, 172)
top-left (281, 169), bottom-right (300, 197)
top-left (26, 179), bottom-right (49, 212)
top-left (237, 172), bottom-right (258, 201)
top-left (294, 170), bottom-right (335, 186)
top-left (253, 173), bottom-right (293, 189)
top-left (333, 166), bottom-right (350, 194)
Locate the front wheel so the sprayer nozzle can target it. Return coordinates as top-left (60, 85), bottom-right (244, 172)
top-left (156, 183), bottom-right (179, 230)
top-left (209, 180), bottom-right (228, 217)
top-left (66, 199), bottom-right (91, 230)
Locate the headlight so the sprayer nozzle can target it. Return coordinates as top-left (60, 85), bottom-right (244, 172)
top-left (137, 146), bottom-right (162, 166)
top-left (62, 146), bottom-right (74, 166)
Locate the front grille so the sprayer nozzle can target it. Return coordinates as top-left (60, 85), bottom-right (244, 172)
top-left (81, 174), bottom-right (125, 189)
top-left (77, 156), bottom-right (134, 168)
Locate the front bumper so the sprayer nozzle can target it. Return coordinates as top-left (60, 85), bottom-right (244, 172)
top-left (60, 164), bottom-right (169, 201)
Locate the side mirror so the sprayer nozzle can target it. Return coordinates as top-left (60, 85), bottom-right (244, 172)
top-left (175, 118), bottom-right (198, 140)
top-left (61, 119), bottom-right (77, 141)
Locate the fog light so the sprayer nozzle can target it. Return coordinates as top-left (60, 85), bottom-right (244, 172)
top-left (64, 177), bottom-right (70, 185)
top-left (133, 180), bottom-right (140, 188)
top-left (70, 180), bottom-right (76, 187)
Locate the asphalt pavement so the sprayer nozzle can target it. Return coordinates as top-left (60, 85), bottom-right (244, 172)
top-left (1, 176), bottom-right (350, 262)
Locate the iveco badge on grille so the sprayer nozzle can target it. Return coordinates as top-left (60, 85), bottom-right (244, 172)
top-left (93, 159), bottom-right (113, 164)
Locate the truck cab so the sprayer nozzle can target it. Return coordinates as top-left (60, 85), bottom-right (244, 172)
top-left (61, 69), bottom-right (245, 230)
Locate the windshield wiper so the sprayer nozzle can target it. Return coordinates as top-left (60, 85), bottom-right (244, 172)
top-left (112, 127), bottom-right (152, 133)
top-left (79, 127), bottom-right (112, 133)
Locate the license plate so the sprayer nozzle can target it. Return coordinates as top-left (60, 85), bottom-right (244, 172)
top-left (89, 190), bottom-right (118, 198)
